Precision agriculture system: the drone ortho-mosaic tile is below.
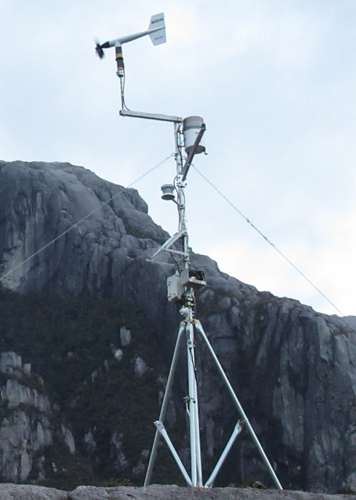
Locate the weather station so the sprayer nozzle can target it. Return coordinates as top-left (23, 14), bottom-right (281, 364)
top-left (96, 13), bottom-right (282, 490)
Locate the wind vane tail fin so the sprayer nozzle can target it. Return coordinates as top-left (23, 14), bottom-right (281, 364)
top-left (149, 13), bottom-right (166, 45)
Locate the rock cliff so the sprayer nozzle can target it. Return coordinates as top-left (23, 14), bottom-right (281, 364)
top-left (0, 160), bottom-right (355, 494)
top-left (0, 351), bottom-right (75, 483)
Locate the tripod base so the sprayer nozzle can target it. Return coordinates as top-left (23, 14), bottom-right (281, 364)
top-left (144, 315), bottom-right (282, 489)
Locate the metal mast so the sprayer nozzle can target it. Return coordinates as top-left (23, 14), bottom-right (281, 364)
top-left (96, 13), bottom-right (282, 490)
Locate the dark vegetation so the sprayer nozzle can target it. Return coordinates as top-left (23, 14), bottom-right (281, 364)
top-left (0, 286), bottom-right (299, 491)
top-left (0, 287), bottom-right (182, 489)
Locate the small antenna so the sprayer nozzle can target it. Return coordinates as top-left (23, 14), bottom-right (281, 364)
top-left (96, 15), bottom-right (282, 490)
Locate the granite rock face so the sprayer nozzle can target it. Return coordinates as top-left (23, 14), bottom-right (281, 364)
top-left (196, 285), bottom-right (356, 491)
top-left (0, 161), bottom-right (169, 296)
top-left (0, 351), bottom-right (74, 483)
top-left (0, 161), bottom-right (355, 493)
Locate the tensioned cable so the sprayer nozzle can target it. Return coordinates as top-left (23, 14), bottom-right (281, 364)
top-left (0, 154), bottom-right (173, 283)
top-left (1, 155), bottom-right (344, 316)
top-left (192, 165), bottom-right (344, 317)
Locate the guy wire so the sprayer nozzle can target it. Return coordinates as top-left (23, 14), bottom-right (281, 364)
top-left (0, 156), bottom-right (345, 316)
top-left (0, 154), bottom-right (173, 283)
top-left (192, 165), bottom-right (344, 317)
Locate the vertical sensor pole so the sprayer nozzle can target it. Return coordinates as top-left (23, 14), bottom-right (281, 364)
top-left (186, 319), bottom-right (203, 486)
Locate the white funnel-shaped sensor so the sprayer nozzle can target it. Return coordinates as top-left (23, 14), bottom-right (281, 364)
top-left (149, 13), bottom-right (166, 45)
top-left (183, 116), bottom-right (205, 154)
top-left (161, 184), bottom-right (175, 201)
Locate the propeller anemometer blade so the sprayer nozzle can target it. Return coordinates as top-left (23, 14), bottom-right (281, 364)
top-left (95, 41), bottom-right (105, 59)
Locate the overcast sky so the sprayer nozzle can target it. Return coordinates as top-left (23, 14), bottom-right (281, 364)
top-left (1, 0), bottom-right (356, 316)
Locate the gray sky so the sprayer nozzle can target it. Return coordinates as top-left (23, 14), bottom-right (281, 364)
top-left (1, 0), bottom-right (356, 316)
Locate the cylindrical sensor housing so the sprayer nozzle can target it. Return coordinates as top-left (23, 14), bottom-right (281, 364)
top-left (182, 116), bottom-right (205, 155)
top-left (161, 184), bottom-right (175, 201)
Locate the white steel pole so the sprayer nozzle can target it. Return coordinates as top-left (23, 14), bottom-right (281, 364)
top-left (186, 320), bottom-right (203, 486)
top-left (187, 323), bottom-right (197, 485)
top-left (174, 122), bottom-right (203, 486)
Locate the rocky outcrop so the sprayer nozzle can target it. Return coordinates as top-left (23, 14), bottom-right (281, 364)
top-left (0, 161), bottom-right (169, 296)
top-left (0, 161), bottom-right (355, 493)
top-left (0, 351), bottom-right (75, 483)
top-left (1, 484), bottom-right (356, 500)
top-left (66, 485), bottom-right (356, 500)
top-left (195, 284), bottom-right (356, 492)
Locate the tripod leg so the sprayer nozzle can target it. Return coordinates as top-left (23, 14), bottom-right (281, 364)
top-left (144, 322), bottom-right (187, 486)
top-left (194, 320), bottom-right (283, 490)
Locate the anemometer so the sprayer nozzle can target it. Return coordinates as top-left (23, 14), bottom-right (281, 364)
top-left (96, 13), bottom-right (282, 490)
